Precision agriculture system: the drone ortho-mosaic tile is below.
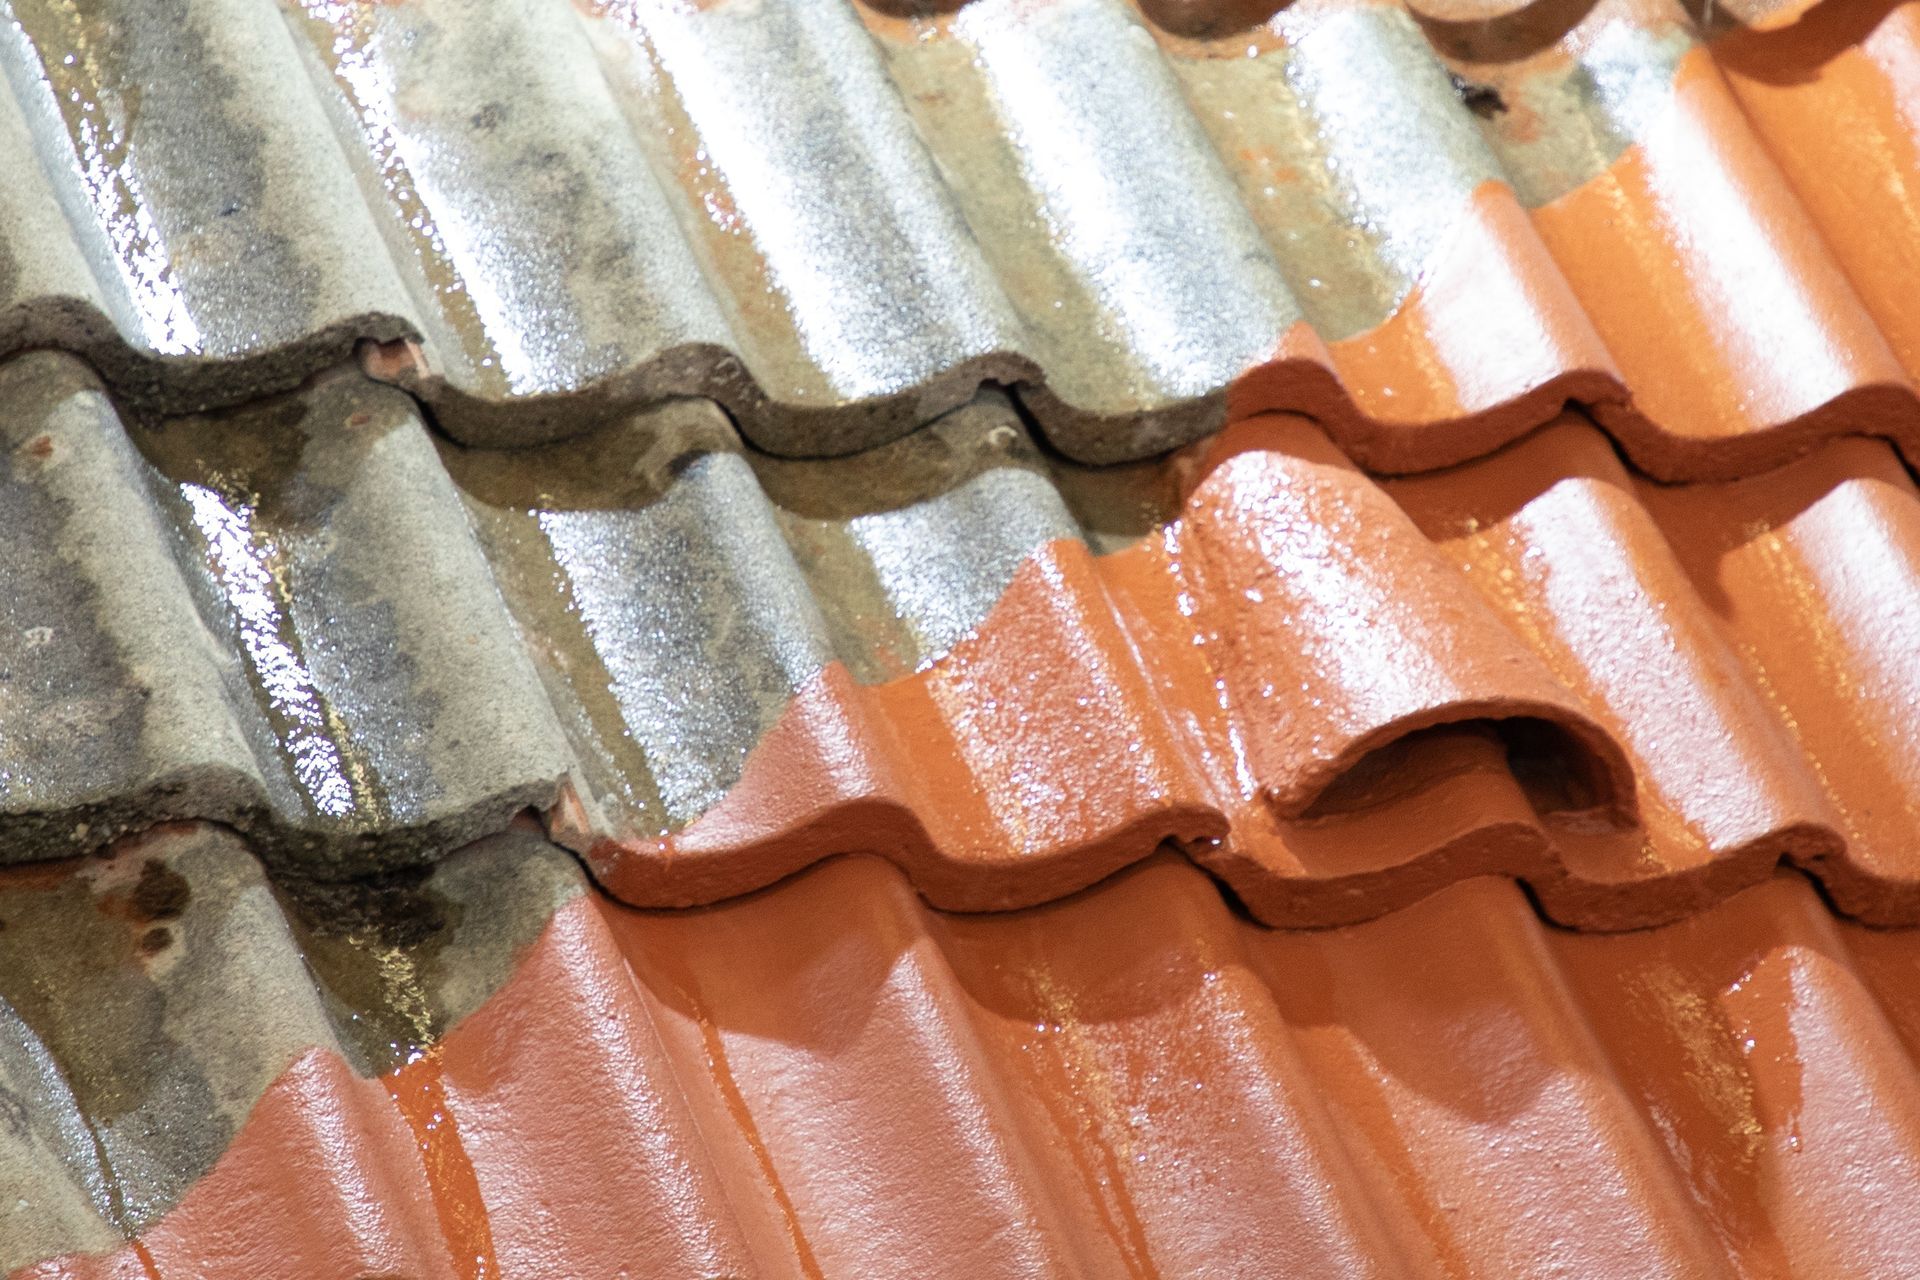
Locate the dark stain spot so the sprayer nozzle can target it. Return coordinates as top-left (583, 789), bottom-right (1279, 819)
top-left (346, 411), bottom-right (373, 428)
top-left (129, 859), bottom-right (191, 923)
top-left (281, 865), bottom-right (449, 948)
top-left (269, 398), bottom-right (311, 431)
top-left (1449, 73), bottom-right (1508, 119)
top-left (665, 449), bottom-right (708, 481)
top-left (138, 926), bottom-right (171, 955)
top-left (469, 102), bottom-right (506, 131)
top-left (22, 434), bottom-right (53, 459)
top-left (219, 199), bottom-right (242, 218)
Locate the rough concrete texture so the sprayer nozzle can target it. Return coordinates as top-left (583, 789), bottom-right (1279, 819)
top-left (0, 0), bottom-right (1914, 477)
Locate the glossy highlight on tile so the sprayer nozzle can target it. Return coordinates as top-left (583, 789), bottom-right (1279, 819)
top-left (4, 1), bottom-right (1920, 1274)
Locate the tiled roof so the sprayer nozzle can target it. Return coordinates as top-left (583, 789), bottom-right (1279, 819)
top-left (5, 827), bottom-right (1919, 1277)
top-left (7, 349), bottom-right (1920, 927)
top-left (5, 0), bottom-right (1920, 1272)
top-left (0, 0), bottom-right (1917, 472)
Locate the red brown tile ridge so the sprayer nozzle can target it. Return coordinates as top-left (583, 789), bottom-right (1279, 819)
top-left (567, 410), bottom-right (1643, 923)
top-left (1524, 30), bottom-right (1914, 479)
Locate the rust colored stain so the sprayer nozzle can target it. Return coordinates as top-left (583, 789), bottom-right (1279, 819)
top-left (1533, 44), bottom-right (1911, 476)
top-left (384, 1051), bottom-right (499, 1280)
top-left (125, 861), bottom-right (189, 923)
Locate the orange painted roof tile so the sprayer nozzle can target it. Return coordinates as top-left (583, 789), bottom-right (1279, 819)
top-left (4, 0), bottom-right (1920, 1271)
top-left (6, 828), bottom-right (1920, 1277)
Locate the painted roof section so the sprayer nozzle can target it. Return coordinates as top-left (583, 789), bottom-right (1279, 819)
top-left (6, 350), bottom-right (1920, 928)
top-left (1, 3), bottom-right (1916, 1274)
top-left (4, 827), bottom-right (1920, 1277)
top-left (0, 0), bottom-right (1915, 474)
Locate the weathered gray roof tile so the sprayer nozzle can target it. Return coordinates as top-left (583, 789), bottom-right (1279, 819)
top-left (0, 354), bottom-right (575, 872)
top-left (9, 341), bottom-right (1920, 935)
top-left (0, 0), bottom-right (416, 398)
top-left (0, 352), bottom-right (1090, 875)
top-left (4, 0), bottom-right (1873, 475)
top-left (0, 822), bottom-right (585, 1257)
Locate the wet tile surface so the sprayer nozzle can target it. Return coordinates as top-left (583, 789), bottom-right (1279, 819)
top-left (4, 829), bottom-right (1919, 1277)
top-left (3, 2), bottom-right (1918, 1272)
top-left (4, 351), bottom-right (1920, 928)
top-left (0, 0), bottom-right (1918, 475)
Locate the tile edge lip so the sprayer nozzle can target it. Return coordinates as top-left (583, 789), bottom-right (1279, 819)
top-left (10, 327), bottom-right (1918, 483)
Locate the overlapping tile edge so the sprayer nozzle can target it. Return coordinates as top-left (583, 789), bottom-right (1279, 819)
top-left (7, 826), bottom-right (1920, 1278)
top-left (8, 347), bottom-right (1920, 930)
top-left (2, 0), bottom-right (1920, 477)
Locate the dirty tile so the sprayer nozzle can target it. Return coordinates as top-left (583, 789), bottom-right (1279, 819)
top-left (1, 0), bottom-right (1918, 473)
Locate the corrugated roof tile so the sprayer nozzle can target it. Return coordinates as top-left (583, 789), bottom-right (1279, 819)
top-left (0, 0), bottom-right (1917, 474)
top-left (4, 0), bottom-right (1918, 1272)
top-left (8, 351), bottom-right (1920, 926)
top-left (0, 355), bottom-right (574, 872)
top-left (7, 829), bottom-right (1920, 1275)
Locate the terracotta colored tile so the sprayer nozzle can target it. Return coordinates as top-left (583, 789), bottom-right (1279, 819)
top-left (19, 352), bottom-right (1920, 927)
top-left (1252, 877), bottom-right (1740, 1278)
top-left (1554, 874), bottom-right (1920, 1275)
top-left (1320, 181), bottom-right (1624, 472)
top-left (1633, 436), bottom-right (1920, 918)
top-left (1212, 728), bottom-right (1551, 927)
top-left (1389, 417), bottom-right (1842, 917)
top-left (1530, 43), bottom-right (1911, 477)
top-left (934, 856), bottom-right (1433, 1278)
top-left (1718, 0), bottom-right (1920, 383)
top-left (23, 837), bottom-right (1920, 1277)
top-left (13, 1), bottom-right (1920, 1273)
top-left (429, 901), bottom-right (788, 1280)
top-left (20, 1051), bottom-right (456, 1280)
top-left (575, 409), bottom-right (1667, 925)
top-left (612, 859), bottom-right (1132, 1279)
top-left (1174, 416), bottom-right (1629, 818)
